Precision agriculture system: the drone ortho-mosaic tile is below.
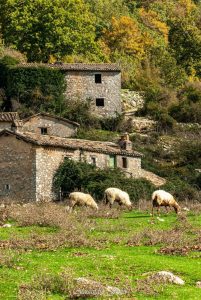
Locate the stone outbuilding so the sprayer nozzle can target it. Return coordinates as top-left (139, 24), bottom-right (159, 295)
top-left (21, 112), bottom-right (79, 137)
top-left (0, 113), bottom-right (142, 202)
top-left (0, 112), bottom-right (21, 131)
top-left (18, 63), bottom-right (122, 117)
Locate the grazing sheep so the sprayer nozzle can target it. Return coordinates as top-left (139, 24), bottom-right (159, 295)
top-left (68, 192), bottom-right (98, 211)
top-left (104, 188), bottom-right (132, 210)
top-left (151, 190), bottom-right (181, 216)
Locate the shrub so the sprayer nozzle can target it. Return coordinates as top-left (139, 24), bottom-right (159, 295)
top-left (53, 159), bottom-right (154, 203)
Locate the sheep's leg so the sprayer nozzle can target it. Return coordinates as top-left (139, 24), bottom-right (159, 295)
top-left (157, 206), bottom-right (160, 216)
top-left (151, 206), bottom-right (154, 217)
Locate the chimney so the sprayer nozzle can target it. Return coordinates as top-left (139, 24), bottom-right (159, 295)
top-left (118, 133), bottom-right (132, 151)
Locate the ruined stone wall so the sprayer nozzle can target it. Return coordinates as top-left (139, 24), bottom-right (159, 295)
top-left (0, 122), bottom-right (12, 131)
top-left (0, 135), bottom-right (36, 202)
top-left (23, 115), bottom-right (77, 137)
top-left (121, 89), bottom-right (144, 112)
top-left (64, 71), bottom-right (121, 117)
top-left (116, 155), bottom-right (141, 178)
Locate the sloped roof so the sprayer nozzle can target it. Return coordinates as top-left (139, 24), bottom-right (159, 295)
top-left (0, 130), bottom-right (142, 158)
top-left (17, 63), bottom-right (121, 72)
top-left (23, 113), bottom-right (80, 127)
top-left (0, 112), bottom-right (19, 122)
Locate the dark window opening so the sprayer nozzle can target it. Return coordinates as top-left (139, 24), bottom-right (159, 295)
top-left (96, 98), bottom-right (104, 107)
top-left (41, 127), bottom-right (48, 135)
top-left (91, 157), bottom-right (96, 166)
top-left (95, 74), bottom-right (102, 83)
top-left (122, 157), bottom-right (128, 169)
top-left (5, 184), bottom-right (10, 191)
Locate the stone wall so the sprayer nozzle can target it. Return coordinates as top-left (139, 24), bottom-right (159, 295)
top-left (35, 147), bottom-right (113, 201)
top-left (35, 146), bottom-right (141, 201)
top-left (121, 89), bottom-right (144, 112)
top-left (125, 116), bottom-right (157, 133)
top-left (116, 155), bottom-right (141, 178)
top-left (0, 122), bottom-right (12, 131)
top-left (0, 135), bottom-right (36, 202)
top-left (23, 115), bottom-right (77, 137)
top-left (64, 71), bottom-right (122, 117)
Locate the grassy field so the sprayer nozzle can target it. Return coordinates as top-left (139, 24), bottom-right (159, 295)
top-left (0, 203), bottom-right (201, 299)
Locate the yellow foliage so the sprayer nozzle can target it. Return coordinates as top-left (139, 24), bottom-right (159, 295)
top-left (48, 55), bottom-right (57, 64)
top-left (139, 8), bottom-right (169, 44)
top-left (102, 16), bottom-right (148, 59)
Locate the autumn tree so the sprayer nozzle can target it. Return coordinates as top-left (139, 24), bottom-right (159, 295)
top-left (102, 16), bottom-right (150, 59)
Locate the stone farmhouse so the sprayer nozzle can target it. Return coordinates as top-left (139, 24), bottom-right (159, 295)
top-left (0, 112), bottom-right (142, 202)
top-left (19, 63), bottom-right (122, 117)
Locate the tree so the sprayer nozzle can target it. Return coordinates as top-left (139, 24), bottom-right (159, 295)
top-left (102, 16), bottom-right (150, 59)
top-left (0, 0), bottom-right (103, 62)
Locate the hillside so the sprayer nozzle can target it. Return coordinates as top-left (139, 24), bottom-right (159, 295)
top-left (0, 0), bottom-right (201, 200)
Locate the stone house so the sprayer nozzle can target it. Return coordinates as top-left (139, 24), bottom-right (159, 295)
top-left (0, 112), bottom-right (20, 131)
top-left (0, 113), bottom-right (142, 202)
top-left (19, 63), bottom-right (122, 117)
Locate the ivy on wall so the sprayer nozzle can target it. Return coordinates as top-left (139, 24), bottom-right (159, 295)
top-left (0, 57), bottom-right (66, 116)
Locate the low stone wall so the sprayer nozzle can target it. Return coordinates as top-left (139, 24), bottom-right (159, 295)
top-left (124, 116), bottom-right (157, 133)
top-left (121, 89), bottom-right (144, 112)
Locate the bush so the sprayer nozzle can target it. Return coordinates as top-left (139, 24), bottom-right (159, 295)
top-left (62, 98), bottom-right (99, 127)
top-left (53, 159), bottom-right (154, 203)
top-left (100, 113), bottom-right (124, 131)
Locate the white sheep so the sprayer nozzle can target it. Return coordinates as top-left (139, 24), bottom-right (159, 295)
top-left (151, 190), bottom-right (181, 216)
top-left (68, 192), bottom-right (98, 211)
top-left (104, 187), bottom-right (132, 210)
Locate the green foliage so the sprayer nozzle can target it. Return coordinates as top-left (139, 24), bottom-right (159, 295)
top-left (76, 128), bottom-right (119, 141)
top-left (2, 64), bottom-right (66, 116)
top-left (100, 113), bottom-right (124, 132)
top-left (0, 55), bottom-right (19, 89)
top-left (53, 158), bottom-right (154, 202)
top-left (0, 0), bottom-right (103, 62)
top-left (62, 98), bottom-right (99, 128)
top-left (170, 83), bottom-right (201, 123)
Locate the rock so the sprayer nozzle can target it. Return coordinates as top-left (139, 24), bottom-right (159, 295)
top-left (183, 207), bottom-right (190, 212)
top-left (2, 223), bottom-right (12, 228)
top-left (150, 271), bottom-right (185, 285)
top-left (72, 277), bottom-right (128, 298)
top-left (156, 217), bottom-right (165, 222)
top-left (196, 281), bottom-right (201, 288)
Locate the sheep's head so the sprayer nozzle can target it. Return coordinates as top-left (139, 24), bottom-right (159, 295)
top-left (128, 204), bottom-right (133, 211)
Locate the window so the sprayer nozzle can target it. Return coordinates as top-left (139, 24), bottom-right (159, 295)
top-left (96, 98), bottom-right (104, 107)
top-left (122, 157), bottom-right (128, 169)
top-left (91, 156), bottom-right (96, 166)
top-left (109, 155), bottom-right (116, 168)
top-left (95, 74), bottom-right (102, 83)
top-left (5, 184), bottom-right (10, 191)
top-left (41, 127), bottom-right (48, 135)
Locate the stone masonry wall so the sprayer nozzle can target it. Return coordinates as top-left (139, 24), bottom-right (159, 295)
top-left (23, 115), bottom-right (77, 137)
top-left (0, 135), bottom-right (36, 202)
top-left (121, 89), bottom-right (144, 112)
top-left (116, 155), bottom-right (141, 178)
top-left (35, 147), bottom-right (111, 201)
top-left (64, 71), bottom-right (122, 117)
top-left (0, 122), bottom-right (12, 131)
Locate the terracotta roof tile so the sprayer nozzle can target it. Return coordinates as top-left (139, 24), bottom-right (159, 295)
top-left (22, 113), bottom-right (80, 127)
top-left (0, 112), bottom-right (19, 122)
top-left (0, 130), bottom-right (142, 157)
top-left (17, 63), bottom-right (121, 72)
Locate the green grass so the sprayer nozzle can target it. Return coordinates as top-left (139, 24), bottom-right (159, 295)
top-left (0, 210), bottom-right (201, 299)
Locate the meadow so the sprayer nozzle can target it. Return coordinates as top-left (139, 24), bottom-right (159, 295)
top-left (0, 202), bottom-right (201, 299)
